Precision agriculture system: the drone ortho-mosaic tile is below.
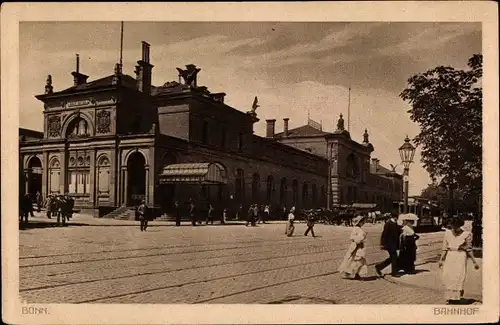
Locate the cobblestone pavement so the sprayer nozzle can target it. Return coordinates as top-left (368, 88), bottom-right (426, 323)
top-left (19, 218), bottom-right (478, 304)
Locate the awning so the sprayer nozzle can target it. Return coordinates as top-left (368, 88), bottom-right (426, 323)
top-left (159, 162), bottom-right (228, 185)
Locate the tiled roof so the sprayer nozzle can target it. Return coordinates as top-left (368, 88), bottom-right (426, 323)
top-left (275, 124), bottom-right (330, 138)
top-left (55, 74), bottom-right (137, 95)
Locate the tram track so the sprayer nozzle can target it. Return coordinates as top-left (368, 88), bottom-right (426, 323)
top-left (21, 241), bottom-right (442, 304)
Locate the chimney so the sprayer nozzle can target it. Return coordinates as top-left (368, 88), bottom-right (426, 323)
top-left (283, 118), bottom-right (289, 137)
top-left (71, 54), bottom-right (89, 86)
top-left (266, 119), bottom-right (276, 138)
top-left (135, 41), bottom-right (154, 94)
top-left (371, 158), bottom-right (379, 171)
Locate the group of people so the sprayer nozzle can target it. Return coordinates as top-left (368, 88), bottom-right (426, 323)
top-left (285, 207), bottom-right (317, 237)
top-left (19, 191), bottom-right (75, 226)
top-left (337, 210), bottom-right (480, 304)
top-left (44, 194), bottom-right (75, 226)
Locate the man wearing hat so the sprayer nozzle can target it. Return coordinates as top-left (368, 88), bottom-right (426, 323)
top-left (137, 200), bottom-right (148, 231)
top-left (286, 207), bottom-right (296, 236)
top-left (375, 210), bottom-right (401, 277)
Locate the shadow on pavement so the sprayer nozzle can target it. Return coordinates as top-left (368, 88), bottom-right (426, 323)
top-left (19, 222), bottom-right (88, 230)
top-left (361, 275), bottom-right (380, 282)
top-left (450, 298), bottom-right (482, 305)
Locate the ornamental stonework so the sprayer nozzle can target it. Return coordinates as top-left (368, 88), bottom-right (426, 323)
top-left (47, 115), bottom-right (62, 137)
top-left (96, 110), bottom-right (111, 134)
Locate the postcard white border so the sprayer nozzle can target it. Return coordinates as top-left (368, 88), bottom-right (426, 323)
top-left (2, 2), bottom-right (499, 324)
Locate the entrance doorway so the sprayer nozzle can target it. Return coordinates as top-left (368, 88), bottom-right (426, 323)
top-left (27, 157), bottom-right (43, 198)
top-left (127, 152), bottom-right (146, 206)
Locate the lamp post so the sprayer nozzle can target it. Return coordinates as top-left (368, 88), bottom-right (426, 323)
top-left (399, 136), bottom-right (416, 214)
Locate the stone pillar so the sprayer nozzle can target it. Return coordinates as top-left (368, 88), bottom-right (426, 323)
top-left (42, 152), bottom-right (49, 199)
top-left (122, 167), bottom-right (128, 206)
top-left (59, 151), bottom-right (66, 195)
top-left (145, 166), bottom-right (150, 204)
top-left (89, 150), bottom-right (96, 207)
top-left (148, 146), bottom-right (155, 206)
top-left (24, 170), bottom-right (30, 195)
top-left (109, 149), bottom-right (117, 206)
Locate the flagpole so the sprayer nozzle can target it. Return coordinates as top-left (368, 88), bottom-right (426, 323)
top-left (347, 87), bottom-right (351, 132)
top-left (119, 21), bottom-right (124, 68)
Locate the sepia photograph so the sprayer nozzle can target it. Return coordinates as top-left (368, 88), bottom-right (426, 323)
top-left (2, 2), bottom-right (498, 324)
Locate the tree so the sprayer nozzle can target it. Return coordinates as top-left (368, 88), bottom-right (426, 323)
top-left (400, 54), bottom-right (482, 214)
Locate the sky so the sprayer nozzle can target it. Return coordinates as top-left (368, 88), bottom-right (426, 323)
top-left (19, 22), bottom-right (482, 195)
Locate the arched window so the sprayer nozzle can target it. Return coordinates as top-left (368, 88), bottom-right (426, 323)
top-left (346, 153), bottom-right (359, 179)
top-left (280, 177), bottom-right (287, 205)
top-left (252, 173), bottom-right (260, 203)
top-left (97, 155), bottom-right (111, 196)
top-left (67, 117), bottom-right (89, 137)
top-left (202, 121), bottom-right (209, 144)
top-left (292, 179), bottom-right (298, 206)
top-left (312, 184), bottom-right (317, 206)
top-left (302, 182), bottom-right (309, 207)
top-left (235, 168), bottom-right (245, 200)
top-left (266, 175), bottom-right (274, 203)
top-left (48, 157), bottom-right (60, 194)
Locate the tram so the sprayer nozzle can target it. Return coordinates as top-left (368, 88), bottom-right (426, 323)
top-left (393, 197), bottom-right (443, 231)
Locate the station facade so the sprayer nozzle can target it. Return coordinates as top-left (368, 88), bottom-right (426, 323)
top-left (20, 40), bottom-right (402, 217)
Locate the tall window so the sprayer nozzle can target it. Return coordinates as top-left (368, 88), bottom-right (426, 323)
top-left (68, 155), bottom-right (90, 195)
top-left (202, 121), bottom-right (209, 144)
top-left (312, 184), bottom-right (317, 206)
top-left (320, 185), bottom-right (326, 207)
top-left (237, 132), bottom-right (243, 152)
top-left (252, 173), bottom-right (260, 202)
top-left (97, 155), bottom-right (110, 196)
top-left (48, 157), bottom-right (60, 194)
top-left (292, 179), bottom-right (298, 206)
top-left (280, 178), bottom-right (287, 205)
top-left (266, 175), bottom-right (274, 203)
top-left (302, 182), bottom-right (309, 207)
top-left (235, 168), bottom-right (245, 200)
top-left (221, 127), bottom-right (226, 149)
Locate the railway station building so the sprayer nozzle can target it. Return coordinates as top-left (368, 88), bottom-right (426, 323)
top-left (20, 40), bottom-right (402, 217)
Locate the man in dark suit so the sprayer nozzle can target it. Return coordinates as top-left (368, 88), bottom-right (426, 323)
top-left (375, 210), bottom-right (401, 277)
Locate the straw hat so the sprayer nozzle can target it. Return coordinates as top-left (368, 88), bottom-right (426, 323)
top-left (352, 215), bottom-right (366, 226)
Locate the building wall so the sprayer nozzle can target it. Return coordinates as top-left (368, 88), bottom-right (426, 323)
top-left (275, 137), bottom-right (328, 158)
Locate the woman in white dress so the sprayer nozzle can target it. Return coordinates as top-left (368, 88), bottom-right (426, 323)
top-left (438, 218), bottom-right (480, 304)
top-left (338, 215), bottom-right (368, 280)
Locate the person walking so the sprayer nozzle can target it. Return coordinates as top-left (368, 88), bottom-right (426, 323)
top-left (263, 205), bottom-right (270, 224)
top-left (338, 215), bottom-right (368, 280)
top-left (251, 204), bottom-right (258, 226)
top-left (206, 203), bottom-right (214, 225)
top-left (286, 207), bottom-right (296, 237)
top-left (398, 214), bottom-right (420, 274)
top-left (304, 211), bottom-right (316, 237)
top-left (221, 207), bottom-right (227, 225)
top-left (173, 200), bottom-right (181, 226)
top-left (438, 218), bottom-right (480, 304)
top-left (375, 211), bottom-right (402, 277)
top-left (138, 200), bottom-right (148, 231)
top-left (36, 191), bottom-right (43, 212)
top-left (189, 199), bottom-right (196, 226)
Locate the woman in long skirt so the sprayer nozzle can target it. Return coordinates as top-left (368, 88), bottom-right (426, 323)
top-left (338, 215), bottom-right (368, 280)
top-left (398, 217), bottom-right (420, 274)
top-left (438, 218), bottom-right (480, 304)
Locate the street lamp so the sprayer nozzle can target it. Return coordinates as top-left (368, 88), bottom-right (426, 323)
top-left (399, 135), bottom-right (416, 213)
